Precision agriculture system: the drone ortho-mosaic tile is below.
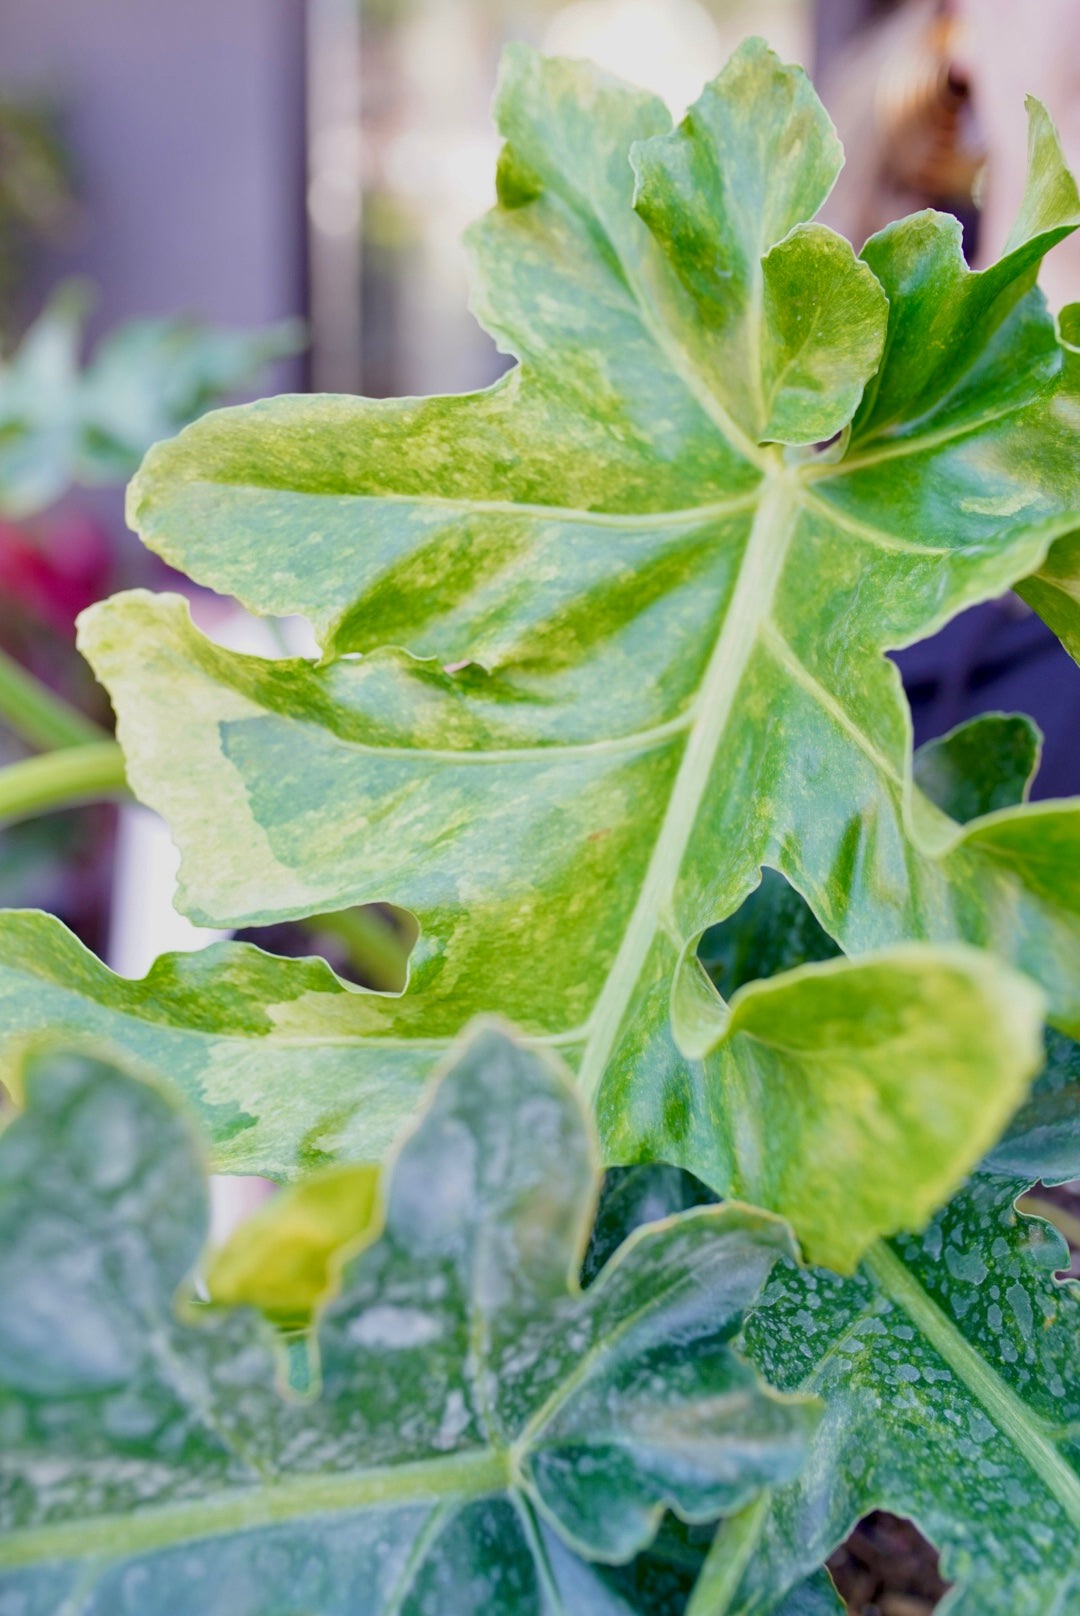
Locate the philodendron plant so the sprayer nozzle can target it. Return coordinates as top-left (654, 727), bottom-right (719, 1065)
top-left (1, 35), bottom-right (1080, 1614)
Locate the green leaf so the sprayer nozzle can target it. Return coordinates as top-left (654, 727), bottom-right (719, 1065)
top-left (582, 1164), bottom-right (717, 1286)
top-left (698, 868), bottom-right (841, 999)
top-left (606, 932), bottom-right (1080, 1613)
top-left (628, 48), bottom-right (886, 446)
top-left (674, 943), bottom-right (1043, 1272)
top-left (0, 905), bottom-right (1046, 1269)
top-left (1013, 312), bottom-right (1080, 659)
top-left (698, 706), bottom-right (1041, 998)
top-left (0, 910), bottom-right (437, 1177)
top-left (912, 712), bottom-right (1041, 824)
top-left (0, 1027), bottom-right (819, 1613)
top-left (579, 1168), bottom-right (851, 1616)
top-left (207, 1163), bottom-right (380, 1328)
top-left (1019, 527), bottom-right (1080, 664)
top-left (22, 40), bottom-right (1069, 1257)
top-left (688, 1508), bottom-right (843, 1616)
top-left (718, 1162), bottom-right (1080, 1615)
top-left (10, 46), bottom-right (1076, 1222)
top-left (649, 758), bottom-right (1080, 1612)
top-left (78, 53), bottom-right (1080, 1063)
top-left (985, 1024), bottom-right (1080, 1187)
top-left (0, 279), bottom-right (304, 517)
top-left (767, 1570), bottom-right (843, 1616)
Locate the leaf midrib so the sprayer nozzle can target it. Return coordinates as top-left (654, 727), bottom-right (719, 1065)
top-left (577, 470), bottom-right (797, 1104)
top-left (0, 1446), bottom-right (510, 1571)
top-left (864, 1238), bottom-right (1080, 1527)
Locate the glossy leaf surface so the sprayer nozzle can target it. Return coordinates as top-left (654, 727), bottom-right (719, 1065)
top-left (686, 780), bottom-right (1080, 1614)
top-left (0, 905), bottom-right (1046, 1270)
top-left (726, 1158), bottom-right (1080, 1616)
top-left (911, 712), bottom-right (1040, 824)
top-left (1017, 310), bottom-right (1080, 660)
top-left (84, 50), bottom-right (1080, 1061)
top-left (576, 1071), bottom-right (1080, 1615)
top-left (51, 46), bottom-right (1080, 1239)
top-left (0, 1028), bottom-right (818, 1614)
top-left (698, 704), bottom-right (1042, 997)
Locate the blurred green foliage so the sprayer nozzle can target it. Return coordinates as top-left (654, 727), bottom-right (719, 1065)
top-left (0, 282), bottom-right (305, 517)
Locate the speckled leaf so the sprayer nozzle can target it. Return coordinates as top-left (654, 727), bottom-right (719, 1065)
top-left (79, 49), bottom-right (1080, 1052)
top-left (717, 1159), bottom-right (1080, 1616)
top-left (673, 942), bottom-right (1043, 1272)
top-left (985, 1024), bottom-right (1080, 1187)
top-left (0, 1027), bottom-right (819, 1615)
top-left (700, 711), bottom-right (1039, 997)
top-left (599, 987), bottom-right (1080, 1612)
top-left (660, 762), bottom-right (1080, 1615)
top-left (0, 910), bottom-right (438, 1178)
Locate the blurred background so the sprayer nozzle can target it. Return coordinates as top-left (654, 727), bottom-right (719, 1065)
top-left (0, 4), bottom-right (1077, 1610)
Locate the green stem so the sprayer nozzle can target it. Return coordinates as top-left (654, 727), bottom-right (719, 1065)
top-left (0, 1446), bottom-right (508, 1569)
top-left (0, 644), bottom-right (108, 750)
top-left (0, 742), bottom-right (129, 828)
top-left (684, 1492), bottom-right (769, 1616)
top-left (305, 906), bottom-right (412, 992)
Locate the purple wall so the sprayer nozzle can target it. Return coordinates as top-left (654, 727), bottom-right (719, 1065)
top-left (0, 0), bottom-right (306, 375)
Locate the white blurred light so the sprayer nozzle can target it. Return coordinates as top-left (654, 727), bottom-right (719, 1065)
top-left (308, 123), bottom-right (363, 239)
top-left (543, 0), bottom-right (724, 115)
top-left (383, 128), bottom-right (496, 223)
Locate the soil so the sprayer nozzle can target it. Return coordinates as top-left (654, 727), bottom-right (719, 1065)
top-left (829, 1512), bottom-right (949, 1614)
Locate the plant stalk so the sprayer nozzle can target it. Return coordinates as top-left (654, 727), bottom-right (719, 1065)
top-left (0, 742), bottom-right (129, 828)
top-left (684, 1492), bottom-right (769, 1616)
top-left (303, 905), bottom-right (412, 993)
top-left (0, 644), bottom-right (109, 751)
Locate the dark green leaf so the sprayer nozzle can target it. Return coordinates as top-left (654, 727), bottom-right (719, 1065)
top-left (985, 1024), bottom-right (1080, 1186)
top-left (582, 1164), bottom-right (717, 1285)
top-left (718, 1165), bottom-right (1080, 1615)
top-left (698, 868), bottom-right (841, 999)
top-left (0, 1027), bottom-right (817, 1613)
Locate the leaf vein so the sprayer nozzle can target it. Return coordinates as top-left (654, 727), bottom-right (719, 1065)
top-left (864, 1240), bottom-right (1080, 1527)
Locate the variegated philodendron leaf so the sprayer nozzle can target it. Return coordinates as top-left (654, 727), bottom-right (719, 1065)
top-left (0, 1027), bottom-right (819, 1615)
top-left (0, 902), bottom-right (1046, 1272)
top-left (10, 44), bottom-right (1080, 1248)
